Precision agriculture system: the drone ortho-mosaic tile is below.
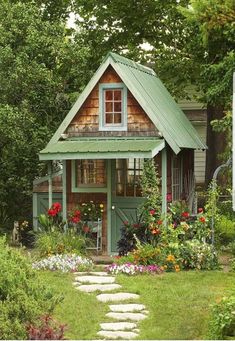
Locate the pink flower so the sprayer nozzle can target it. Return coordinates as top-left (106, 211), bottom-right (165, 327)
top-left (198, 208), bottom-right (203, 213)
top-left (149, 209), bottom-right (156, 216)
top-left (167, 193), bottom-right (172, 202)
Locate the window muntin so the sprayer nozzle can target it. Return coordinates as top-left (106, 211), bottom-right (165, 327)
top-left (76, 160), bottom-right (106, 187)
top-left (115, 158), bottom-right (144, 197)
top-left (171, 155), bottom-right (183, 201)
top-left (99, 83), bottom-right (127, 131)
top-left (104, 89), bottom-right (123, 125)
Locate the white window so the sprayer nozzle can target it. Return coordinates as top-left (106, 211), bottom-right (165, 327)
top-left (99, 83), bottom-right (127, 131)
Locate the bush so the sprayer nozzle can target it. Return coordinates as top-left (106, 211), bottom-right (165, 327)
top-left (209, 295), bottom-right (235, 339)
top-left (179, 240), bottom-right (218, 270)
top-left (0, 237), bottom-right (59, 339)
top-left (215, 215), bottom-right (235, 246)
top-left (34, 230), bottom-right (87, 257)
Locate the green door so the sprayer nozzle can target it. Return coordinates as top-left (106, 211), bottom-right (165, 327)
top-left (110, 159), bottom-right (145, 253)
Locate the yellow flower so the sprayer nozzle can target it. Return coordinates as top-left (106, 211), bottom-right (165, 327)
top-left (100, 204), bottom-right (104, 208)
top-left (101, 209), bottom-right (104, 213)
top-left (166, 254), bottom-right (175, 262)
top-left (164, 265), bottom-right (168, 269)
top-left (174, 265), bottom-right (180, 272)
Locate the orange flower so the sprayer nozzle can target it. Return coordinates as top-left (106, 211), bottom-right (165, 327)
top-left (199, 216), bottom-right (206, 223)
top-left (151, 229), bottom-right (161, 235)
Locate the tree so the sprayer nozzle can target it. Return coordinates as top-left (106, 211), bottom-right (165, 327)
top-left (73, 0), bottom-right (235, 185)
top-left (0, 0), bottom-right (91, 227)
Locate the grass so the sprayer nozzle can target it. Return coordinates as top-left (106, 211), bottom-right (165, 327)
top-left (116, 270), bottom-right (235, 340)
top-left (38, 271), bottom-right (109, 340)
top-left (38, 270), bottom-right (235, 340)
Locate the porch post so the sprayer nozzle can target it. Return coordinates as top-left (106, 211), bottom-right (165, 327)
top-left (62, 160), bottom-right (67, 228)
top-left (48, 161), bottom-right (52, 209)
top-left (107, 159), bottom-right (112, 254)
top-left (161, 147), bottom-right (167, 215)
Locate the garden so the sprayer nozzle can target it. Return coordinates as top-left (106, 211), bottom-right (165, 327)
top-left (0, 159), bottom-right (235, 340)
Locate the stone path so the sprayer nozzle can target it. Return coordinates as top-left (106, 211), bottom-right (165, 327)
top-left (73, 271), bottom-right (148, 340)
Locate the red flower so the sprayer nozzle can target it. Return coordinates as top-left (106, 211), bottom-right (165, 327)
top-left (157, 220), bottom-right (163, 225)
top-left (83, 226), bottom-right (90, 233)
top-left (181, 211), bottom-right (190, 218)
top-left (74, 210), bottom-right (81, 217)
top-left (48, 209), bottom-right (57, 217)
top-left (152, 229), bottom-right (161, 235)
top-left (198, 208), bottom-right (203, 213)
top-left (71, 216), bottom-right (80, 224)
top-left (149, 209), bottom-right (156, 216)
top-left (123, 221), bottom-right (129, 226)
top-left (199, 216), bottom-right (206, 223)
top-left (52, 202), bottom-right (61, 213)
top-left (133, 223), bottom-right (140, 228)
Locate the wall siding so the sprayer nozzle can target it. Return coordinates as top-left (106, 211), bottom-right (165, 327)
top-left (66, 66), bottom-right (158, 137)
top-left (193, 124), bottom-right (206, 184)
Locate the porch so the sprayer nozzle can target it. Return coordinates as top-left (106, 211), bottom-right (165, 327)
top-left (36, 137), bottom-right (169, 254)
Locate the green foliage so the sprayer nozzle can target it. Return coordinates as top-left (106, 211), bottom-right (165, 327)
top-left (215, 215), bottom-right (235, 246)
top-left (0, 236), bottom-right (59, 339)
top-left (34, 230), bottom-right (87, 257)
top-left (209, 294), bottom-right (235, 339)
top-left (180, 240), bottom-right (218, 270)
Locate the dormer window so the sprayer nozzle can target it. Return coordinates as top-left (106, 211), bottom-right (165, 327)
top-left (99, 83), bottom-right (127, 131)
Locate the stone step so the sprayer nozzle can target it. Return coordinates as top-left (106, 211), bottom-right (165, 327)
top-left (75, 283), bottom-right (121, 293)
top-left (74, 271), bottom-right (108, 276)
top-left (97, 330), bottom-right (138, 340)
top-left (109, 303), bottom-right (146, 313)
top-left (96, 292), bottom-right (140, 303)
top-left (100, 322), bottom-right (137, 331)
top-left (106, 312), bottom-right (147, 321)
top-left (75, 275), bottom-right (115, 284)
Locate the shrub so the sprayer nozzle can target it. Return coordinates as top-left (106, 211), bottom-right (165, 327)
top-left (0, 237), bottom-right (59, 339)
top-left (209, 295), bottom-right (235, 339)
top-left (34, 230), bottom-right (87, 257)
top-left (27, 315), bottom-right (66, 340)
top-left (215, 215), bottom-right (235, 246)
top-left (179, 240), bottom-right (218, 270)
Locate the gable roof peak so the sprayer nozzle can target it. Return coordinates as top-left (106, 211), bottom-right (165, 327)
top-left (105, 51), bottom-right (156, 76)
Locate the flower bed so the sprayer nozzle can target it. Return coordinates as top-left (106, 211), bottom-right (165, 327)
top-left (32, 254), bottom-right (93, 272)
top-left (106, 263), bottom-right (163, 275)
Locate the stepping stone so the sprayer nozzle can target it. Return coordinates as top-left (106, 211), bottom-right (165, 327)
top-left (97, 330), bottom-right (138, 340)
top-left (106, 312), bottom-right (147, 321)
top-left (100, 322), bottom-right (137, 331)
top-left (74, 271), bottom-right (108, 276)
top-left (96, 292), bottom-right (140, 302)
top-left (109, 303), bottom-right (145, 312)
top-left (75, 283), bottom-right (121, 293)
top-left (75, 276), bottom-right (115, 284)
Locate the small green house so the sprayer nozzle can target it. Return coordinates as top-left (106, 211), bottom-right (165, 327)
top-left (37, 52), bottom-right (206, 254)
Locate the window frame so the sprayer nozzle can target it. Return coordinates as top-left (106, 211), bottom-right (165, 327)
top-left (71, 160), bottom-right (108, 193)
top-left (99, 83), bottom-right (128, 131)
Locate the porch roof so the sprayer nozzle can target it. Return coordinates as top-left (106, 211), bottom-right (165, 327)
top-left (39, 138), bottom-right (165, 160)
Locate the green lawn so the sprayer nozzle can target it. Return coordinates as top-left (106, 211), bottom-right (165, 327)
top-left (39, 270), bottom-right (235, 340)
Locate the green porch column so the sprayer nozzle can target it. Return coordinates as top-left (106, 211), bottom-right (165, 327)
top-left (161, 147), bottom-right (167, 215)
top-left (107, 159), bottom-right (112, 255)
top-left (48, 161), bottom-right (52, 209)
top-left (62, 160), bottom-right (67, 228)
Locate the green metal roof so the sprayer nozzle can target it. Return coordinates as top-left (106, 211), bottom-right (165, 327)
top-left (39, 138), bottom-right (165, 161)
top-left (45, 52), bottom-right (206, 155)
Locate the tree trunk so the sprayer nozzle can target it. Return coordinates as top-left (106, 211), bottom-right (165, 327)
top-left (205, 104), bottom-right (226, 187)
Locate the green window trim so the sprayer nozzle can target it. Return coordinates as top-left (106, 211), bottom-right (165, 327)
top-left (99, 83), bottom-right (128, 131)
top-left (71, 160), bottom-right (108, 193)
